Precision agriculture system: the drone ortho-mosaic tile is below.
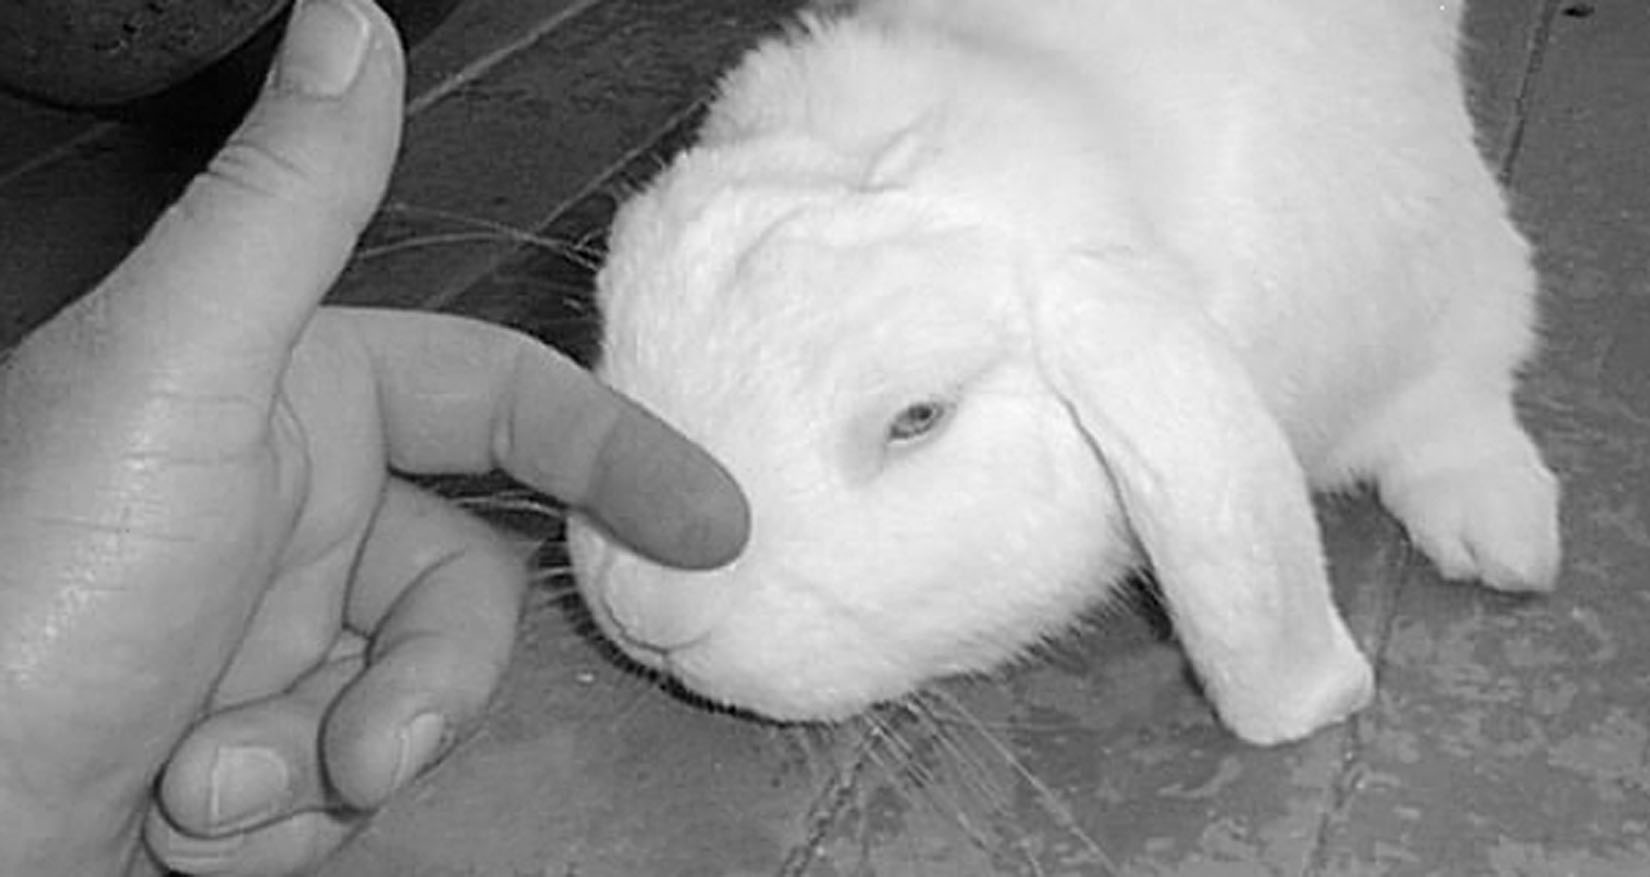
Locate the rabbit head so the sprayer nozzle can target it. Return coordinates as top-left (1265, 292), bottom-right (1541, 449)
top-left (567, 136), bottom-right (1137, 721)
top-left (568, 120), bottom-right (1368, 742)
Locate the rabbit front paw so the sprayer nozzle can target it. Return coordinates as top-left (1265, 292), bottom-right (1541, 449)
top-left (1384, 442), bottom-right (1562, 593)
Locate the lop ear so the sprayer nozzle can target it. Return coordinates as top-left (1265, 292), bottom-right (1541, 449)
top-left (1034, 249), bottom-right (1373, 745)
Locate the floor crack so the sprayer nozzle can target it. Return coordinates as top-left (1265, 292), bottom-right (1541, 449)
top-left (774, 727), bottom-right (880, 877)
top-left (1301, 531), bottom-right (1419, 876)
top-left (1497, 0), bottom-right (1564, 183)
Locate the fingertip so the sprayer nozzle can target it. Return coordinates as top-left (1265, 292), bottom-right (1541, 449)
top-left (159, 733), bottom-right (302, 841)
top-left (270, 0), bottom-right (376, 99)
top-left (351, 313), bottom-right (752, 570)
top-left (322, 685), bottom-right (453, 810)
top-left (661, 486), bottom-right (751, 570)
top-left (155, 734), bottom-right (220, 835)
top-left (233, 0), bottom-right (404, 219)
top-left (321, 648), bottom-right (481, 809)
top-left (584, 405), bottom-right (751, 571)
top-left (96, 0), bottom-right (406, 390)
top-left (146, 804), bottom-right (358, 877)
top-left (221, 0), bottom-right (405, 212)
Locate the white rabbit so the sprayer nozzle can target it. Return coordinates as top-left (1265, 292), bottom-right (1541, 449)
top-left (567, 0), bottom-right (1561, 745)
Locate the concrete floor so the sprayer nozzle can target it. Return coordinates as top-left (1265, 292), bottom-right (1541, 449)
top-left (2, 1), bottom-right (1648, 875)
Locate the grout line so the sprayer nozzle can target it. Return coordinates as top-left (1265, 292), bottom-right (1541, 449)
top-left (404, 0), bottom-right (606, 117)
top-left (1298, 6), bottom-right (1565, 866)
top-left (400, 0), bottom-right (814, 313)
top-left (410, 98), bottom-right (707, 313)
top-left (774, 728), bottom-right (882, 877)
top-left (0, 120), bottom-right (119, 190)
top-left (1301, 693), bottom-right (1385, 875)
top-left (528, 96), bottom-right (709, 230)
top-left (1497, 0), bottom-right (1564, 183)
top-left (1299, 519), bottom-right (1418, 876)
top-left (1, 0), bottom-right (607, 193)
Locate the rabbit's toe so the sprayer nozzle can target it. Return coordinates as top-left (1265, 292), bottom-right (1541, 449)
top-left (1385, 453), bottom-right (1561, 592)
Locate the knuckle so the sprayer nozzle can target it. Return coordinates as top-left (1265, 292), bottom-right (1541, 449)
top-left (203, 135), bottom-right (323, 207)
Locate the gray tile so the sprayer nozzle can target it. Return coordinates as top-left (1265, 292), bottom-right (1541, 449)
top-left (0, 125), bottom-right (206, 349)
top-left (0, 92), bottom-right (101, 178)
top-left (330, 0), bottom-right (809, 311)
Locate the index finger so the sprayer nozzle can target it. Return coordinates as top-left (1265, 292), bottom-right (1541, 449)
top-left (320, 307), bottom-right (749, 569)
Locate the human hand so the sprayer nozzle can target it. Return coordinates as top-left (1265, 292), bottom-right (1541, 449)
top-left (0, 1), bottom-right (747, 874)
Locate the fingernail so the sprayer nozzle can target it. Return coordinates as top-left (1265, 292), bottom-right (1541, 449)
top-left (392, 713), bottom-right (447, 790)
top-left (208, 746), bottom-right (289, 833)
top-left (274, 0), bottom-right (372, 97)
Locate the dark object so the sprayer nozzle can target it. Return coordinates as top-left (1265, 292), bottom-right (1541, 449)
top-left (0, 0), bottom-right (291, 109)
top-left (0, 0), bottom-right (461, 136)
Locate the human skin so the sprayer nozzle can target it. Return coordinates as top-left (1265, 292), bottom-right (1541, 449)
top-left (0, 0), bottom-right (748, 873)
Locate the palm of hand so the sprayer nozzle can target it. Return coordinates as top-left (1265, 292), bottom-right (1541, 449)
top-left (0, 309), bottom-right (527, 873)
top-left (0, 2), bottom-right (745, 871)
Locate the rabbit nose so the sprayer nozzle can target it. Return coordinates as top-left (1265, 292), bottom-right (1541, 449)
top-left (601, 555), bottom-right (737, 651)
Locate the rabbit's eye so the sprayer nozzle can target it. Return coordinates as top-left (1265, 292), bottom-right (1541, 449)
top-left (887, 399), bottom-right (952, 444)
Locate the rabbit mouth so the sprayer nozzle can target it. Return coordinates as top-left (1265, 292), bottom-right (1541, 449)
top-left (585, 564), bottom-right (923, 722)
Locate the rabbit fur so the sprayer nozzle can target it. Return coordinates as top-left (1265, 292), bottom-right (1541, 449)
top-left (566, 0), bottom-right (1562, 745)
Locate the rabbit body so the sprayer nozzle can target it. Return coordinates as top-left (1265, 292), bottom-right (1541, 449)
top-left (568, 0), bottom-right (1560, 744)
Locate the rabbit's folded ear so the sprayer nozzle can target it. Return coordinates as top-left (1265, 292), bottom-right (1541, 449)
top-left (1033, 249), bottom-right (1374, 745)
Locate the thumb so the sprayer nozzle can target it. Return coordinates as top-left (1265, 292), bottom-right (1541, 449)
top-left (95, 0), bottom-right (405, 398)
